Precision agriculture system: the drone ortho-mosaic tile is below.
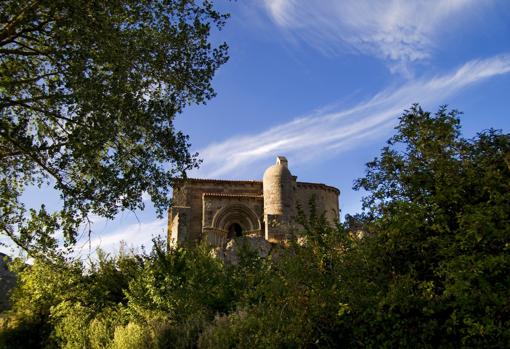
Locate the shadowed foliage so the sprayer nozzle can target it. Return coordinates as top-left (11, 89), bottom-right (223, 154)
top-left (1, 105), bottom-right (508, 348)
top-left (0, 0), bottom-right (229, 258)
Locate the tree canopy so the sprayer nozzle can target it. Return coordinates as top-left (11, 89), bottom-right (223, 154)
top-left (0, 0), bottom-right (228, 256)
top-left (1, 105), bottom-right (508, 348)
top-left (349, 105), bottom-right (510, 346)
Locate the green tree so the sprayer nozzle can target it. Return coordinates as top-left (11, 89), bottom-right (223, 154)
top-left (198, 210), bottom-right (349, 349)
top-left (0, 0), bottom-right (229, 257)
top-left (350, 105), bottom-right (510, 347)
top-left (0, 247), bottom-right (142, 348)
top-left (3, 104), bottom-right (508, 348)
top-left (1, 239), bottom-right (235, 348)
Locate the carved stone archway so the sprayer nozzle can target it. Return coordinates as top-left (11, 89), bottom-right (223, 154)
top-left (206, 204), bottom-right (262, 246)
top-left (212, 204), bottom-right (261, 232)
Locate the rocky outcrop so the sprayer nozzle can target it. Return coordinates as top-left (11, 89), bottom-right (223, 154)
top-left (214, 236), bottom-right (273, 265)
top-left (0, 253), bottom-right (16, 312)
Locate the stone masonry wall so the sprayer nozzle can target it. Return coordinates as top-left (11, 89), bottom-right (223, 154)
top-left (170, 179), bottom-right (263, 242)
top-left (295, 182), bottom-right (340, 224)
top-left (168, 173), bottom-right (340, 246)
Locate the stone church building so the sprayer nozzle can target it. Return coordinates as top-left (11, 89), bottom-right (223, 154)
top-left (168, 156), bottom-right (340, 247)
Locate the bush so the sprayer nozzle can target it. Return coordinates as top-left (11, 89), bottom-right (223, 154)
top-left (1, 105), bottom-right (508, 348)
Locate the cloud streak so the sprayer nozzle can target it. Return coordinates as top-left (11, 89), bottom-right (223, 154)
top-left (75, 219), bottom-right (166, 258)
top-left (196, 54), bottom-right (510, 178)
top-left (263, 0), bottom-right (480, 74)
top-left (66, 55), bottom-right (510, 257)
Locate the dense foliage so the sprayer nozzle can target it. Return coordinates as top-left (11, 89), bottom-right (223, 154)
top-left (350, 105), bottom-right (510, 347)
top-left (1, 105), bottom-right (508, 348)
top-left (0, 0), bottom-right (228, 257)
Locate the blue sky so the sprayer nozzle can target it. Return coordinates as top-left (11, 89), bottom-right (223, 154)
top-left (2, 0), bottom-right (510, 257)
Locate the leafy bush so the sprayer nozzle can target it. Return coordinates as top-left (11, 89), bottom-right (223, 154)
top-left (1, 105), bottom-right (508, 348)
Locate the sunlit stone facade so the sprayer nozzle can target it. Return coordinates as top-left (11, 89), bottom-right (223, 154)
top-left (168, 156), bottom-right (340, 247)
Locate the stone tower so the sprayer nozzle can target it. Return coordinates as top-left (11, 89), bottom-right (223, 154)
top-left (263, 156), bottom-right (296, 240)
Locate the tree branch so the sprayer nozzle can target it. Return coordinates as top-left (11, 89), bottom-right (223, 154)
top-left (0, 222), bottom-right (57, 263)
top-left (1, 94), bottom-right (63, 108)
top-left (0, 0), bottom-right (43, 45)
top-left (2, 132), bottom-right (71, 192)
top-left (0, 48), bottom-right (49, 56)
top-left (0, 72), bottom-right (58, 87)
top-left (0, 141), bottom-right (67, 159)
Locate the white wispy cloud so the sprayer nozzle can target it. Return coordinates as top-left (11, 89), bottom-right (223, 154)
top-left (196, 54), bottom-right (510, 178)
top-left (263, 0), bottom-right (480, 74)
top-left (75, 219), bottom-right (166, 258)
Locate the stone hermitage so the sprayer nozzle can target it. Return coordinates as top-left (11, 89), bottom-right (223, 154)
top-left (168, 156), bottom-right (340, 247)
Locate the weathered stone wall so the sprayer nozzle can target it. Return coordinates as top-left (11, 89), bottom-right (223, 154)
top-left (169, 179), bottom-right (263, 243)
top-left (168, 206), bottom-right (191, 246)
top-left (202, 193), bottom-right (263, 246)
top-left (295, 182), bottom-right (340, 224)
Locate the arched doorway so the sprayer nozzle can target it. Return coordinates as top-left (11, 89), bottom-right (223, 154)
top-left (227, 223), bottom-right (243, 239)
top-left (207, 204), bottom-right (262, 246)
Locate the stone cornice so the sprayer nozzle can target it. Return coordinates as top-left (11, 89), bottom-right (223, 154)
top-left (175, 178), bottom-right (262, 185)
top-left (296, 181), bottom-right (340, 194)
top-left (203, 193), bottom-right (263, 199)
top-left (174, 178), bottom-right (339, 194)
